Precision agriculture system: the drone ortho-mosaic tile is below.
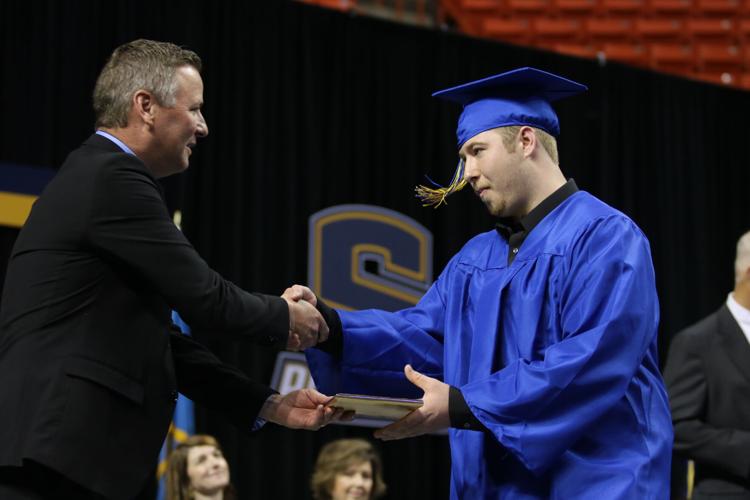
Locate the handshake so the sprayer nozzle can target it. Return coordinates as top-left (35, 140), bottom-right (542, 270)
top-left (281, 284), bottom-right (329, 351)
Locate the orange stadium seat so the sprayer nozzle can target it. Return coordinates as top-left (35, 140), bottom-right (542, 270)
top-left (599, 0), bottom-right (646, 14)
top-left (585, 18), bottom-right (634, 41)
top-left (694, 0), bottom-right (740, 14)
top-left (552, 0), bottom-right (597, 14)
top-left (300, 0), bottom-right (356, 11)
top-left (650, 43), bottom-right (694, 69)
top-left (694, 71), bottom-right (737, 85)
top-left (696, 43), bottom-right (742, 69)
top-left (686, 18), bottom-right (734, 39)
top-left (552, 42), bottom-right (598, 58)
top-left (532, 18), bottom-right (583, 40)
top-left (648, 0), bottom-right (693, 14)
top-left (737, 19), bottom-right (750, 39)
top-left (482, 17), bottom-right (532, 40)
top-left (601, 43), bottom-right (649, 64)
top-left (504, 0), bottom-right (552, 12)
top-left (635, 19), bottom-right (685, 39)
top-left (454, 0), bottom-right (502, 10)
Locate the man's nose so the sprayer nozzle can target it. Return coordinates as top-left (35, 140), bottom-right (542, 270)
top-left (197, 112), bottom-right (209, 138)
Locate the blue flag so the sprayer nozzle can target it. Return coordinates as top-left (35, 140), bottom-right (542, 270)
top-left (156, 312), bottom-right (195, 500)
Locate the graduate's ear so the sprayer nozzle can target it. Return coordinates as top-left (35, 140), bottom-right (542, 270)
top-left (519, 126), bottom-right (536, 159)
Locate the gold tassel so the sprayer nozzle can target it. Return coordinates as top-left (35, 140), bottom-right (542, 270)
top-left (414, 159), bottom-right (467, 208)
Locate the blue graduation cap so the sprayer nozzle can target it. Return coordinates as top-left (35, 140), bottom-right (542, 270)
top-left (416, 67), bottom-right (587, 208)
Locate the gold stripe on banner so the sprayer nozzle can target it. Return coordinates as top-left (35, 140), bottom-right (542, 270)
top-left (0, 191), bottom-right (37, 228)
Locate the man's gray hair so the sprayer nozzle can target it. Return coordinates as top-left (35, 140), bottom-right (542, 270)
top-left (735, 230), bottom-right (750, 284)
top-left (93, 39), bottom-right (201, 128)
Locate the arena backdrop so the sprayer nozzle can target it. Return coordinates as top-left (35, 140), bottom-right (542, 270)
top-left (1, 0), bottom-right (749, 498)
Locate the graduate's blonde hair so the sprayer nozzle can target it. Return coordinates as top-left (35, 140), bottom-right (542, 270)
top-left (415, 125), bottom-right (559, 207)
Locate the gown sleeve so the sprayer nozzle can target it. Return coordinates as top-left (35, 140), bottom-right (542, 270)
top-left (305, 257), bottom-right (456, 398)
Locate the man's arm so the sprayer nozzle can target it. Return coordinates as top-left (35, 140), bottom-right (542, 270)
top-left (88, 158), bottom-right (324, 348)
top-left (664, 329), bottom-right (750, 478)
top-left (171, 330), bottom-right (338, 430)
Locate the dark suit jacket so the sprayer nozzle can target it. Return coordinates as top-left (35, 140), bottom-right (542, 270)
top-left (0, 134), bottom-right (289, 499)
top-left (664, 304), bottom-right (750, 499)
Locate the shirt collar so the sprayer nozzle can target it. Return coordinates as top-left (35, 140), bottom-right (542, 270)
top-left (95, 130), bottom-right (136, 156)
top-left (496, 179), bottom-right (578, 240)
top-left (726, 292), bottom-right (750, 345)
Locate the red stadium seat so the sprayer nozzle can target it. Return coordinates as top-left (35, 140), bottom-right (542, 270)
top-left (634, 19), bottom-right (685, 40)
top-left (693, 71), bottom-right (737, 85)
top-left (552, 0), bottom-right (597, 14)
top-left (648, 0), bottom-right (693, 14)
top-left (504, 0), bottom-right (551, 12)
top-left (650, 43), bottom-right (694, 70)
top-left (696, 43), bottom-right (742, 70)
top-left (457, 0), bottom-right (503, 9)
top-left (599, 0), bottom-right (646, 13)
top-left (482, 17), bottom-right (532, 41)
top-left (601, 43), bottom-right (650, 64)
top-left (532, 18), bottom-right (583, 40)
top-left (694, 0), bottom-right (740, 15)
top-left (686, 18), bottom-right (734, 39)
top-left (585, 18), bottom-right (635, 41)
top-left (552, 42), bottom-right (598, 58)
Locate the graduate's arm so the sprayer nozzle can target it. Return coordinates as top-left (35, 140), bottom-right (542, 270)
top-left (460, 216), bottom-right (660, 472)
top-left (304, 270), bottom-right (452, 397)
top-left (664, 330), bottom-right (750, 478)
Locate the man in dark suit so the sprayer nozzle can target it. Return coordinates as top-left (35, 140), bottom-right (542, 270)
top-left (664, 230), bottom-right (750, 499)
top-left (0, 39), bottom-right (338, 499)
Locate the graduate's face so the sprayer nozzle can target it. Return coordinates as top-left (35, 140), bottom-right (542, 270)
top-left (149, 65), bottom-right (209, 177)
top-left (186, 444), bottom-right (230, 495)
top-left (330, 460), bottom-right (374, 500)
top-left (460, 128), bottom-right (527, 218)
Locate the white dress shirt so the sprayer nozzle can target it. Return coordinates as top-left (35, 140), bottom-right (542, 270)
top-left (726, 292), bottom-right (750, 346)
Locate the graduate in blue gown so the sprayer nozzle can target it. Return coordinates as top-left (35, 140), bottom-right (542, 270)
top-left (298, 67), bottom-right (673, 499)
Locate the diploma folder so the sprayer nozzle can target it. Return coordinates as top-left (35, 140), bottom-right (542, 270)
top-left (329, 393), bottom-right (423, 421)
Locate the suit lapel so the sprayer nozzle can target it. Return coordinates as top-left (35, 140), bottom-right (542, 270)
top-left (717, 304), bottom-right (750, 384)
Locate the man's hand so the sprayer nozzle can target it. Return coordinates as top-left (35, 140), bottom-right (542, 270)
top-left (282, 284), bottom-right (318, 306)
top-left (374, 365), bottom-right (451, 441)
top-left (259, 388), bottom-right (343, 430)
top-left (282, 285), bottom-right (328, 351)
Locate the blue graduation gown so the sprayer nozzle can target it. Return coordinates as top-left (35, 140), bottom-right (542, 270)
top-left (307, 192), bottom-right (672, 499)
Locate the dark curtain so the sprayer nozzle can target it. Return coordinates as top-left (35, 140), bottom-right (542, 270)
top-left (1, 1), bottom-right (749, 498)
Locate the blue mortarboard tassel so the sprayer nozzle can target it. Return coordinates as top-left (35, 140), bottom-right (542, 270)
top-left (416, 67), bottom-right (587, 208)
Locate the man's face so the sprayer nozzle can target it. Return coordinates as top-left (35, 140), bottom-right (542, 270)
top-left (459, 128), bottom-right (526, 218)
top-left (149, 65), bottom-right (208, 177)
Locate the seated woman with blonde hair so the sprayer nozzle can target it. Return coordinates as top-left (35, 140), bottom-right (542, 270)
top-left (166, 434), bottom-right (234, 500)
top-left (311, 438), bottom-right (387, 500)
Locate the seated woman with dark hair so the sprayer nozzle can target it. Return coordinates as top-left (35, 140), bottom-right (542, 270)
top-left (311, 438), bottom-right (387, 500)
top-left (166, 434), bottom-right (234, 500)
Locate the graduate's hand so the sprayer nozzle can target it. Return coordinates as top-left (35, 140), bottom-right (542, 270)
top-left (282, 285), bottom-right (328, 350)
top-left (282, 284), bottom-right (318, 306)
top-left (259, 389), bottom-right (346, 430)
top-left (374, 365), bottom-right (451, 441)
